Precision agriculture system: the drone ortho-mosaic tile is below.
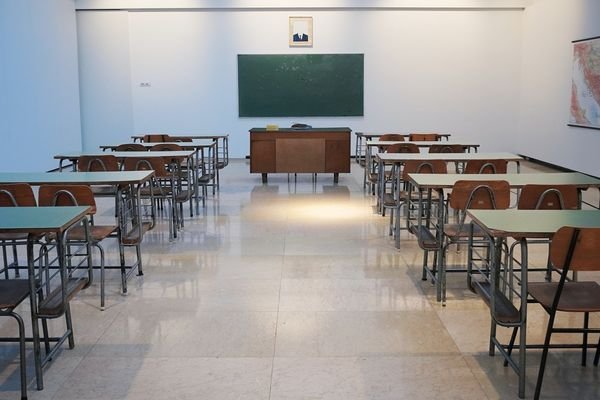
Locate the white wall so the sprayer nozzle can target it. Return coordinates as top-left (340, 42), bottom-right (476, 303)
top-left (77, 11), bottom-right (134, 151)
top-left (77, 8), bottom-right (523, 157)
top-left (0, 0), bottom-right (81, 172)
top-left (516, 0), bottom-right (600, 176)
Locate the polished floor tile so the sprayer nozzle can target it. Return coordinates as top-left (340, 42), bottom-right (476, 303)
top-left (0, 159), bottom-right (598, 400)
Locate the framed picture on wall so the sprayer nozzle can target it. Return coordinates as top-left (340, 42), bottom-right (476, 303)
top-left (568, 35), bottom-right (600, 130)
top-left (289, 17), bottom-right (313, 47)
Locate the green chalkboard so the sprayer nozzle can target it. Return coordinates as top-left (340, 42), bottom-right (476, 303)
top-left (238, 54), bottom-right (364, 117)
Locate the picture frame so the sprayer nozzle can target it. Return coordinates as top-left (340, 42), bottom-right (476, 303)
top-left (289, 16), bottom-right (313, 47)
top-left (568, 35), bottom-right (600, 130)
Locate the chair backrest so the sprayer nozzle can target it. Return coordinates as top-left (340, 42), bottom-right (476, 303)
top-left (172, 136), bottom-right (193, 142)
top-left (379, 134), bottom-right (405, 142)
top-left (463, 159), bottom-right (508, 174)
top-left (385, 143), bottom-right (420, 153)
top-left (402, 160), bottom-right (447, 180)
top-left (143, 134), bottom-right (171, 143)
top-left (409, 133), bottom-right (440, 141)
top-left (428, 144), bottom-right (465, 153)
top-left (517, 184), bottom-right (579, 210)
top-left (77, 155), bottom-right (120, 172)
top-left (38, 185), bottom-right (97, 214)
top-left (149, 143), bottom-right (183, 151)
top-left (449, 180), bottom-right (510, 211)
top-left (550, 227), bottom-right (600, 272)
top-left (115, 143), bottom-right (146, 152)
top-left (122, 157), bottom-right (169, 178)
top-left (0, 183), bottom-right (37, 207)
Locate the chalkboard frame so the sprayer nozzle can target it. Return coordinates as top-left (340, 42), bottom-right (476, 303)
top-left (237, 53), bottom-right (364, 117)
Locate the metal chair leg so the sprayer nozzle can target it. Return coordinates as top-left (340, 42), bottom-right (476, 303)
top-left (534, 310), bottom-right (558, 400)
top-left (594, 336), bottom-right (600, 366)
top-left (503, 327), bottom-right (518, 367)
top-left (582, 312), bottom-right (589, 366)
top-left (8, 312), bottom-right (28, 400)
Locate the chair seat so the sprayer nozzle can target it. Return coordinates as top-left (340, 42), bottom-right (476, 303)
top-left (443, 223), bottom-right (486, 239)
top-left (122, 222), bottom-right (153, 245)
top-left (91, 186), bottom-right (117, 196)
top-left (38, 277), bottom-right (88, 317)
top-left (528, 281), bottom-right (600, 312)
top-left (0, 280), bottom-right (30, 309)
top-left (67, 225), bottom-right (117, 241)
top-left (398, 190), bottom-right (440, 201)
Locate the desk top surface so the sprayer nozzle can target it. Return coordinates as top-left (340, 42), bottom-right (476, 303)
top-left (250, 127), bottom-right (351, 133)
top-left (131, 134), bottom-right (229, 140)
top-left (377, 152), bottom-right (521, 162)
top-left (408, 172), bottom-right (600, 188)
top-left (0, 206), bottom-right (90, 234)
top-left (55, 151), bottom-right (195, 160)
top-left (100, 141), bottom-right (215, 150)
top-left (367, 141), bottom-right (479, 147)
top-left (356, 132), bottom-right (451, 138)
top-left (0, 171), bottom-right (154, 185)
top-left (467, 209), bottom-right (600, 238)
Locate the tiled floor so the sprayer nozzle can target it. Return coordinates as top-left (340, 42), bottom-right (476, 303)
top-left (0, 159), bottom-right (599, 399)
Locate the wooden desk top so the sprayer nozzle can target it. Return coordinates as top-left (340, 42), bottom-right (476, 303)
top-left (377, 152), bottom-right (521, 163)
top-left (0, 171), bottom-right (154, 185)
top-left (468, 209), bottom-right (600, 239)
top-left (0, 206), bottom-right (90, 234)
top-left (408, 172), bottom-right (600, 189)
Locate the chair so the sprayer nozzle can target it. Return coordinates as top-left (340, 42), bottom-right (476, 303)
top-left (0, 184), bottom-right (36, 400)
top-left (464, 159), bottom-right (508, 174)
top-left (378, 134), bottom-right (405, 142)
top-left (123, 157), bottom-right (180, 239)
top-left (149, 143), bottom-right (183, 152)
top-left (428, 144), bottom-right (465, 153)
top-left (517, 184), bottom-right (579, 210)
top-left (77, 155), bottom-right (119, 172)
top-left (0, 184), bottom-right (37, 278)
top-left (172, 136), bottom-right (193, 142)
top-left (0, 279), bottom-right (30, 400)
top-left (77, 155), bottom-right (121, 199)
top-left (386, 160), bottom-right (447, 248)
top-left (409, 133), bottom-right (440, 141)
top-left (377, 143), bottom-right (420, 213)
top-left (149, 143), bottom-right (194, 217)
top-left (143, 134), bottom-right (171, 143)
top-left (39, 185), bottom-right (118, 310)
top-left (508, 184), bottom-right (580, 281)
top-left (115, 143), bottom-right (146, 152)
top-left (427, 180), bottom-right (511, 304)
top-left (527, 226), bottom-right (600, 400)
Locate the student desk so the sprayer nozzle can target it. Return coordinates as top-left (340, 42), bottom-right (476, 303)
top-left (0, 171), bottom-right (155, 301)
top-left (354, 132), bottom-right (452, 165)
top-left (364, 141), bottom-right (482, 191)
top-left (100, 141), bottom-right (220, 193)
top-left (374, 152), bottom-right (523, 213)
top-left (406, 172), bottom-right (600, 304)
top-left (466, 209), bottom-right (600, 399)
top-left (54, 150), bottom-right (200, 217)
top-left (131, 134), bottom-right (229, 171)
top-left (0, 206), bottom-right (90, 391)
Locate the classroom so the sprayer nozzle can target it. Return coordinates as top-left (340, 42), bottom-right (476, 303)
top-left (0, 1), bottom-right (599, 399)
